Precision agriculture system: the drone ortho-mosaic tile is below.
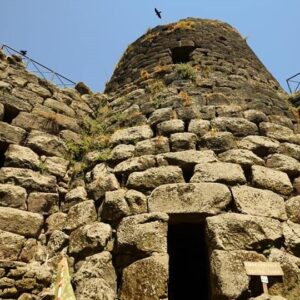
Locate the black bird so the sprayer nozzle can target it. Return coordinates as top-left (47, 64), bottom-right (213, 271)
top-left (154, 8), bottom-right (162, 19)
top-left (20, 50), bottom-right (27, 56)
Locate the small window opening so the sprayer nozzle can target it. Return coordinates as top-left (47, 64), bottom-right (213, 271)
top-left (171, 46), bottom-right (195, 64)
top-left (168, 223), bottom-right (210, 300)
top-left (3, 106), bottom-right (19, 124)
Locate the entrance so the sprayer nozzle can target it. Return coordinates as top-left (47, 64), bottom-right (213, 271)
top-left (168, 223), bottom-right (210, 300)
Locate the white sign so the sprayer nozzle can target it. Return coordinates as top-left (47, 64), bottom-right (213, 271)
top-left (260, 276), bottom-right (269, 284)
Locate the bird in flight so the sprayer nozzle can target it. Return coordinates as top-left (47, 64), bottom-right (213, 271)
top-left (154, 8), bottom-right (162, 19)
top-left (20, 50), bottom-right (27, 56)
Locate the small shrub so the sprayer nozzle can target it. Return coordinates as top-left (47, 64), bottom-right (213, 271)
top-left (140, 70), bottom-right (151, 81)
top-left (37, 162), bottom-right (48, 174)
top-left (175, 64), bottom-right (196, 81)
top-left (146, 80), bottom-right (165, 95)
top-left (179, 91), bottom-right (192, 106)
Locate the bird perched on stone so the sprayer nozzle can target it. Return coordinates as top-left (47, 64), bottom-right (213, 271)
top-left (20, 50), bottom-right (27, 56)
top-left (154, 8), bottom-right (162, 19)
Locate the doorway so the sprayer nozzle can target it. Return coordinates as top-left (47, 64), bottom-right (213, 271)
top-left (168, 223), bottom-right (210, 300)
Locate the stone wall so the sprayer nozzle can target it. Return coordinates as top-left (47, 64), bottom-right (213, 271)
top-left (0, 18), bottom-right (300, 300)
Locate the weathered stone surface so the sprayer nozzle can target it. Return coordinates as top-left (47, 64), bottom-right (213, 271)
top-left (148, 108), bottom-right (172, 125)
top-left (158, 150), bottom-right (217, 168)
top-left (0, 121), bottom-right (26, 144)
top-left (88, 164), bottom-right (120, 200)
top-left (0, 230), bottom-right (25, 260)
top-left (0, 207), bottom-right (43, 237)
top-left (101, 189), bottom-right (147, 222)
top-left (127, 166), bottom-right (184, 191)
top-left (43, 156), bottom-right (69, 177)
top-left (114, 155), bottom-right (156, 174)
top-left (64, 200), bottom-right (97, 231)
top-left (188, 119), bottom-right (210, 136)
top-left (252, 165), bottom-right (293, 195)
top-left (4, 144), bottom-right (40, 170)
top-left (73, 252), bottom-right (116, 299)
top-left (210, 250), bottom-right (266, 300)
top-left (44, 98), bottom-right (75, 117)
top-left (238, 135), bottom-right (279, 156)
top-left (19, 238), bottom-right (46, 263)
top-left (26, 130), bottom-right (67, 157)
top-left (117, 213), bottom-right (168, 254)
top-left (260, 122), bottom-right (300, 144)
top-left (45, 212), bottom-right (67, 234)
top-left (219, 149), bottom-right (264, 166)
top-left (27, 83), bottom-right (52, 98)
top-left (211, 117), bottom-right (258, 136)
top-left (286, 196), bottom-right (300, 224)
top-left (62, 186), bottom-right (87, 212)
top-left (157, 119), bottom-right (184, 134)
top-left (243, 109), bottom-right (268, 124)
top-left (278, 142), bottom-right (300, 160)
top-left (0, 167), bottom-right (57, 192)
top-left (47, 230), bottom-right (68, 255)
top-left (110, 125), bottom-right (153, 145)
top-left (170, 132), bottom-right (197, 151)
top-left (232, 186), bottom-right (287, 220)
top-left (69, 222), bottom-right (112, 254)
top-left (27, 192), bottom-right (59, 214)
top-left (135, 137), bottom-right (170, 156)
top-left (110, 144), bottom-right (135, 161)
top-left (191, 162), bottom-right (246, 184)
top-left (120, 254), bottom-right (168, 300)
top-left (268, 249), bottom-right (300, 299)
top-left (283, 221), bottom-right (300, 255)
top-left (266, 154), bottom-right (300, 176)
top-left (206, 213), bottom-right (282, 251)
top-left (200, 131), bottom-right (236, 152)
top-left (269, 115), bottom-right (294, 129)
top-left (76, 278), bottom-right (116, 300)
top-left (0, 93), bottom-right (32, 113)
top-left (0, 183), bottom-right (27, 209)
top-left (149, 183), bottom-right (231, 219)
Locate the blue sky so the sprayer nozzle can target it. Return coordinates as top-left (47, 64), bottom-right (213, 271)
top-left (0, 0), bottom-right (299, 92)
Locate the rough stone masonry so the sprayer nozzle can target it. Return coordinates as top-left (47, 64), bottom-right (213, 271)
top-left (0, 18), bottom-right (300, 300)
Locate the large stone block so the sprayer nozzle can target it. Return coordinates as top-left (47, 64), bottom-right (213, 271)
top-left (206, 213), bottom-right (282, 251)
top-left (219, 149), bottom-right (264, 166)
top-left (0, 207), bottom-right (43, 237)
top-left (127, 165), bottom-right (184, 191)
top-left (101, 189), bottom-right (147, 223)
top-left (285, 196), bottom-right (300, 224)
top-left (26, 130), bottom-right (67, 157)
top-left (149, 183), bottom-right (231, 219)
top-left (120, 254), bottom-right (168, 300)
top-left (260, 122), bottom-right (300, 144)
top-left (210, 250), bottom-right (266, 300)
top-left (117, 213), bottom-right (168, 254)
top-left (27, 192), bottom-right (59, 214)
top-left (110, 125), bottom-right (153, 145)
top-left (158, 149), bottom-right (217, 168)
top-left (69, 222), bottom-right (112, 254)
top-left (157, 119), bottom-right (184, 135)
top-left (64, 200), bottom-right (97, 231)
top-left (0, 230), bottom-right (25, 260)
top-left (0, 121), bottom-right (26, 144)
top-left (278, 142), bottom-right (300, 160)
top-left (135, 137), bottom-right (170, 156)
top-left (232, 185), bottom-right (287, 220)
top-left (4, 144), bottom-right (40, 170)
top-left (268, 249), bottom-right (300, 299)
top-left (0, 167), bottom-right (57, 192)
top-left (211, 117), bottom-right (258, 136)
top-left (0, 183), bottom-right (27, 209)
top-left (252, 165), bottom-right (293, 195)
top-left (283, 221), bottom-right (300, 255)
top-left (170, 132), bottom-right (197, 151)
top-left (191, 162), bottom-right (246, 184)
top-left (238, 135), bottom-right (279, 156)
top-left (200, 131), bottom-right (236, 152)
top-left (266, 154), bottom-right (300, 176)
top-left (73, 251), bottom-right (116, 299)
top-left (113, 155), bottom-right (156, 174)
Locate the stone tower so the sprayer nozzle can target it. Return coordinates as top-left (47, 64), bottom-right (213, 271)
top-left (0, 18), bottom-right (300, 300)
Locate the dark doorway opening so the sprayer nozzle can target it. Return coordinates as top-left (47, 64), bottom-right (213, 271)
top-left (168, 223), bottom-right (210, 300)
top-left (171, 46), bottom-right (195, 63)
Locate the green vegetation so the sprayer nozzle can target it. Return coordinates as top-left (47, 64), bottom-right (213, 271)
top-left (37, 162), bottom-right (48, 174)
top-left (175, 63), bottom-right (197, 81)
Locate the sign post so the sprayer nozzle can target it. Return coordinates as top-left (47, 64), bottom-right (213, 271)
top-left (244, 262), bottom-right (284, 295)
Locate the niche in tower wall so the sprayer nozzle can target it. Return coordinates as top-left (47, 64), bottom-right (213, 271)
top-left (168, 222), bottom-right (210, 300)
top-left (171, 46), bottom-right (195, 64)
